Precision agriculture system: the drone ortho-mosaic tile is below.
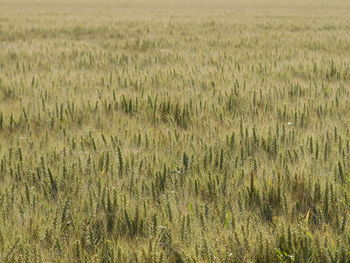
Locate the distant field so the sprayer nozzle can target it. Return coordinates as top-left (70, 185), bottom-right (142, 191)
top-left (0, 0), bottom-right (349, 262)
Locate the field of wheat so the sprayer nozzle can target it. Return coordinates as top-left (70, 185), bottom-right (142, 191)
top-left (0, 0), bottom-right (349, 262)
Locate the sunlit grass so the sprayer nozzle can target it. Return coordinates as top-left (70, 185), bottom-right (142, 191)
top-left (0, 0), bottom-right (349, 262)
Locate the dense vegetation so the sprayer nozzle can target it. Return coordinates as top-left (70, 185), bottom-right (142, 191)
top-left (0, 0), bottom-right (349, 262)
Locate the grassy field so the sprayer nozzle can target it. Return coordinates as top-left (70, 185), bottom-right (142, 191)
top-left (0, 0), bottom-right (350, 262)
